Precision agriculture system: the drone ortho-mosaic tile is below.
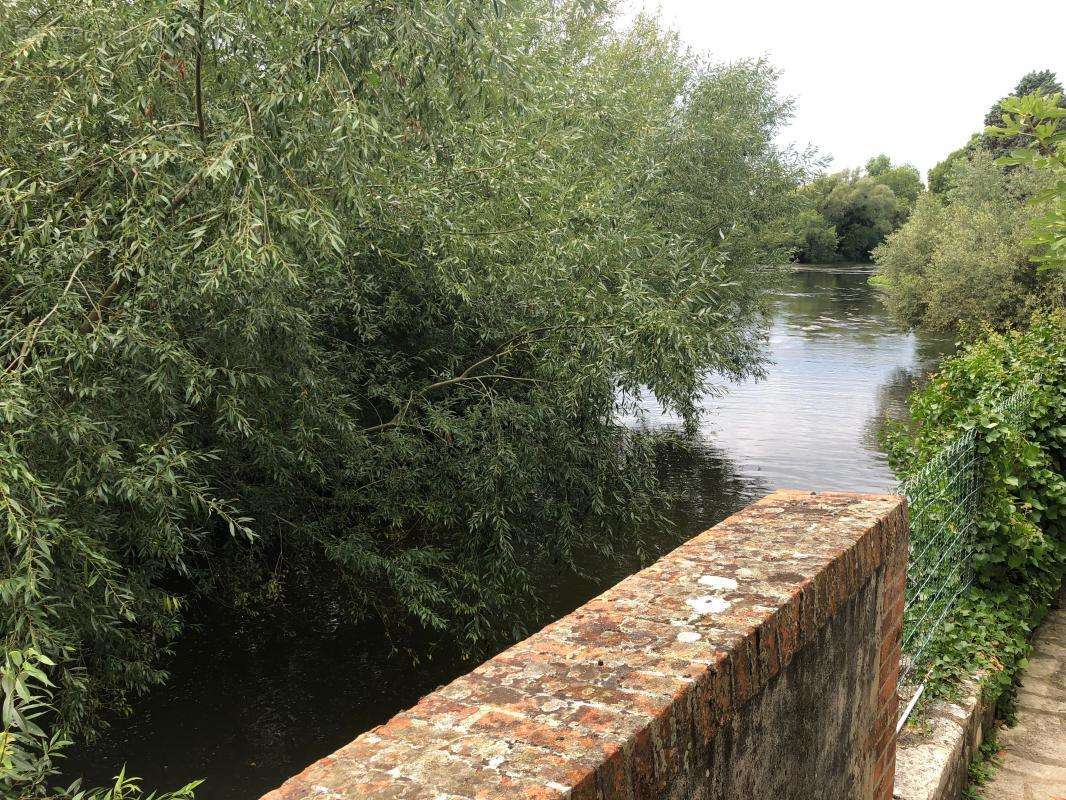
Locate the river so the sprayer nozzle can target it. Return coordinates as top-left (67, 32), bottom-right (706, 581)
top-left (63, 265), bottom-right (953, 798)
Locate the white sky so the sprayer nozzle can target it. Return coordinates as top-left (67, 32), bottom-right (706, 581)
top-left (621, 0), bottom-right (1066, 179)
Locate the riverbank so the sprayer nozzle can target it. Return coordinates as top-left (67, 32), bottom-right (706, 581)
top-left (63, 266), bottom-right (953, 798)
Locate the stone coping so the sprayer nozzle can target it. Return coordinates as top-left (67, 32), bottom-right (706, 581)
top-left (893, 676), bottom-right (994, 800)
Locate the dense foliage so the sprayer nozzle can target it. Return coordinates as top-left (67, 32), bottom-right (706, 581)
top-left (0, 0), bottom-right (805, 794)
top-left (927, 70), bottom-right (1065, 197)
top-left (791, 155), bottom-right (921, 263)
top-left (927, 136), bottom-right (980, 196)
top-left (987, 91), bottom-right (1066, 272)
top-left (983, 70), bottom-right (1065, 158)
top-left (875, 74), bottom-right (1066, 332)
top-left (873, 151), bottom-right (1063, 330)
top-left (889, 312), bottom-right (1066, 698)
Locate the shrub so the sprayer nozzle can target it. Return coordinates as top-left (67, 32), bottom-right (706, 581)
top-left (874, 152), bottom-right (1063, 330)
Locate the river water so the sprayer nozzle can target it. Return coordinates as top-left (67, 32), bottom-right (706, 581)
top-left (64, 266), bottom-right (952, 798)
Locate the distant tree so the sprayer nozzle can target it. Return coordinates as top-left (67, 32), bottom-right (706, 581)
top-left (792, 158), bottom-right (920, 263)
top-left (866, 154), bottom-right (892, 176)
top-left (799, 172), bottom-right (842, 208)
top-left (985, 70), bottom-right (1064, 129)
top-left (825, 177), bottom-right (902, 261)
top-left (790, 210), bottom-right (840, 263)
top-left (866, 156), bottom-right (922, 207)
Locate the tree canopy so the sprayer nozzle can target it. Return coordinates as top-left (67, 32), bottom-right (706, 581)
top-left (876, 79), bottom-right (1066, 332)
top-left (986, 91), bottom-right (1066, 273)
top-left (874, 151), bottom-right (1063, 330)
top-left (929, 69), bottom-right (1065, 194)
top-left (0, 1), bottom-right (805, 794)
top-left (791, 155), bottom-right (921, 263)
top-left (927, 135), bottom-right (981, 195)
top-left (984, 70), bottom-right (1064, 133)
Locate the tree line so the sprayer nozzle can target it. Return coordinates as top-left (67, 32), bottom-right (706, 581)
top-left (790, 69), bottom-right (1066, 288)
top-left (792, 155), bottom-right (922, 263)
top-left (790, 68), bottom-right (1065, 333)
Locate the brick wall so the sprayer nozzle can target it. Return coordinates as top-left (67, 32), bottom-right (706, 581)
top-left (262, 490), bottom-right (908, 800)
top-left (874, 521), bottom-right (907, 800)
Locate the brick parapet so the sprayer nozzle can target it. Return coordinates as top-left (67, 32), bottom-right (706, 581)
top-left (263, 490), bottom-right (908, 800)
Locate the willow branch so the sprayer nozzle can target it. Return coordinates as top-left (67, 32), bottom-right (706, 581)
top-left (6, 263), bottom-right (81, 373)
top-left (360, 323), bottom-right (609, 435)
top-left (78, 275), bottom-right (121, 334)
top-left (194, 0), bottom-right (207, 144)
top-left (447, 222), bottom-right (533, 237)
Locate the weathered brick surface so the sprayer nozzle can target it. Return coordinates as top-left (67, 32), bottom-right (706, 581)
top-left (262, 490), bottom-right (907, 800)
top-left (872, 517), bottom-right (907, 800)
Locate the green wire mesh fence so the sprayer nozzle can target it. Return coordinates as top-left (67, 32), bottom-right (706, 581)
top-left (896, 388), bottom-right (1030, 724)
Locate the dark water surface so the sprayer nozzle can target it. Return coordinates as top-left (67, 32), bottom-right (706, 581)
top-left (64, 266), bottom-right (952, 798)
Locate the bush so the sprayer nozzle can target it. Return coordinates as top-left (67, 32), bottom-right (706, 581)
top-left (874, 152), bottom-right (1063, 330)
top-left (889, 311), bottom-right (1066, 695)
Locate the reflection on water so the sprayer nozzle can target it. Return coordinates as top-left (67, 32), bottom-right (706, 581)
top-left (62, 604), bottom-right (478, 799)
top-left (63, 266), bottom-right (952, 799)
top-left (630, 266), bottom-right (952, 496)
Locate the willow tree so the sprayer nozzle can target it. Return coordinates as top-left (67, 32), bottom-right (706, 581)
top-left (0, 1), bottom-right (803, 793)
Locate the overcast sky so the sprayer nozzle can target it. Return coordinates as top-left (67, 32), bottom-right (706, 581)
top-left (621, 0), bottom-right (1066, 179)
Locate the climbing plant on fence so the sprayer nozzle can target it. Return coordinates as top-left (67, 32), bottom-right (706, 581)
top-left (897, 428), bottom-right (982, 691)
top-left (890, 311), bottom-right (1066, 706)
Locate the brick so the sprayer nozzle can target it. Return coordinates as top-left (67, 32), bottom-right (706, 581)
top-left (755, 617), bottom-right (781, 683)
top-left (844, 546), bottom-right (860, 596)
top-left (730, 635), bottom-right (758, 705)
top-left (595, 743), bottom-right (629, 799)
top-left (877, 669), bottom-right (900, 710)
top-left (875, 747), bottom-right (897, 790)
top-left (879, 654), bottom-right (902, 693)
top-left (627, 725), bottom-right (658, 798)
top-left (798, 581), bottom-right (817, 642)
top-left (775, 596), bottom-right (801, 668)
top-left (692, 660), bottom-right (733, 745)
top-left (880, 641), bottom-right (902, 678)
